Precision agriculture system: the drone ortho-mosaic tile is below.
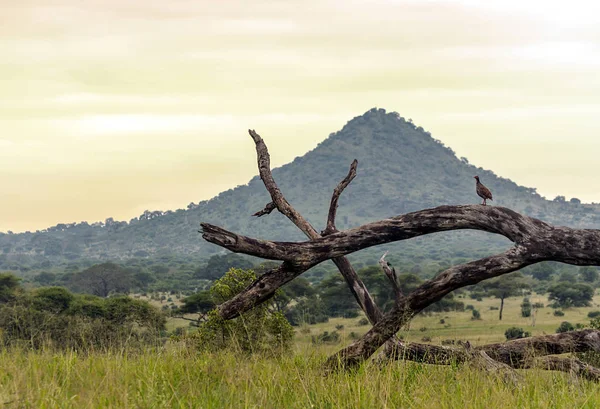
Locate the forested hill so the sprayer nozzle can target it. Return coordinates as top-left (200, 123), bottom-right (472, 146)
top-left (2, 108), bottom-right (599, 270)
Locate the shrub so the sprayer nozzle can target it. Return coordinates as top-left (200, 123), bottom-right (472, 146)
top-left (439, 319), bottom-right (445, 324)
top-left (556, 321), bottom-right (575, 333)
top-left (335, 324), bottom-right (344, 331)
top-left (189, 268), bottom-right (294, 356)
top-left (489, 306), bottom-right (499, 311)
top-left (357, 318), bottom-right (369, 326)
top-left (471, 309), bottom-right (481, 320)
top-left (505, 327), bottom-right (530, 340)
top-left (311, 331), bottom-right (340, 344)
top-left (521, 298), bottom-right (532, 318)
top-left (466, 305), bottom-right (474, 311)
top-left (553, 310), bottom-right (565, 317)
top-left (419, 326), bottom-right (427, 332)
top-left (588, 311), bottom-right (600, 319)
top-left (532, 302), bottom-right (544, 308)
top-left (421, 336), bottom-right (432, 342)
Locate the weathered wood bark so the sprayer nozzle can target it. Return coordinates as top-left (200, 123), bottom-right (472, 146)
top-left (382, 329), bottom-right (600, 366)
top-left (200, 129), bottom-right (600, 376)
top-left (532, 356), bottom-right (600, 382)
top-left (245, 130), bottom-right (384, 326)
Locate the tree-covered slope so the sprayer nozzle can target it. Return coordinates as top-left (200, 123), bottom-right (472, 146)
top-left (2, 108), bottom-right (599, 272)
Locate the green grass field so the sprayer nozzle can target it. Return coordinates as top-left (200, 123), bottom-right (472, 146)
top-left (1, 295), bottom-right (599, 408)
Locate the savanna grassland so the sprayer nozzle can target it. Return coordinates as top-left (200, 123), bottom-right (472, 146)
top-left (1, 295), bottom-right (599, 409)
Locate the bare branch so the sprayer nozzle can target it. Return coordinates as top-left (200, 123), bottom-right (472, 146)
top-left (252, 202), bottom-right (276, 217)
top-left (326, 247), bottom-right (532, 369)
top-left (379, 251), bottom-right (403, 300)
top-left (245, 130), bottom-right (385, 327)
top-left (322, 159), bottom-right (358, 236)
top-left (248, 129), bottom-right (319, 237)
top-left (203, 131), bottom-right (600, 370)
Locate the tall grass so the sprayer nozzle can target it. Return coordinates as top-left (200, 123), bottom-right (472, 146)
top-left (0, 345), bottom-right (599, 408)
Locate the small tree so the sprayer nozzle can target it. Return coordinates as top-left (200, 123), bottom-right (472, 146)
top-left (483, 272), bottom-right (529, 320)
top-left (556, 321), bottom-right (575, 333)
top-left (521, 298), bottom-right (532, 318)
top-left (548, 282), bottom-right (594, 308)
top-left (191, 268), bottom-right (294, 355)
top-left (579, 267), bottom-right (599, 283)
top-left (505, 327), bottom-right (530, 340)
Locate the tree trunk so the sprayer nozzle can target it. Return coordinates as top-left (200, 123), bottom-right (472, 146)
top-left (499, 296), bottom-right (504, 321)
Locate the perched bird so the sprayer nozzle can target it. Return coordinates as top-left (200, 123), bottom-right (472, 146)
top-left (474, 176), bottom-right (493, 206)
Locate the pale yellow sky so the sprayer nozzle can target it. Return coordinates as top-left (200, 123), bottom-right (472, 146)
top-left (1, 0), bottom-right (599, 232)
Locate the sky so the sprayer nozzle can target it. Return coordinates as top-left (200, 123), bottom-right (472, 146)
top-left (1, 0), bottom-right (599, 232)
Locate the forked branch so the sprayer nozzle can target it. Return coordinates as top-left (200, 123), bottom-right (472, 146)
top-left (201, 129), bottom-right (600, 374)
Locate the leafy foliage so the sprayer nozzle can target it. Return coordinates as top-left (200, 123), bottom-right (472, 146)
top-left (548, 282), bottom-right (594, 308)
top-left (188, 268), bottom-right (294, 355)
top-left (504, 327), bottom-right (531, 340)
top-left (0, 274), bottom-right (165, 351)
top-left (555, 321), bottom-right (575, 333)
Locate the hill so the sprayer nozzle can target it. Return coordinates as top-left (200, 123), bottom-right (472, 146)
top-left (2, 108), bottom-right (599, 276)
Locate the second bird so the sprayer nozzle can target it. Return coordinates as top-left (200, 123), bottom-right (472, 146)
top-left (474, 176), bottom-right (493, 206)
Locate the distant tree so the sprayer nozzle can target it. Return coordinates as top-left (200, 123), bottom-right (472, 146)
top-left (553, 196), bottom-right (566, 203)
top-left (548, 282), bottom-right (594, 308)
top-left (521, 298), bottom-right (532, 317)
top-left (133, 271), bottom-right (157, 288)
top-left (67, 262), bottom-right (135, 297)
top-left (31, 287), bottom-right (74, 313)
top-left (558, 270), bottom-right (578, 283)
top-left (0, 273), bottom-right (20, 303)
top-left (570, 198), bottom-right (581, 205)
top-left (317, 275), bottom-right (360, 318)
top-left (194, 254), bottom-right (254, 280)
top-left (483, 272), bottom-right (529, 320)
top-left (32, 271), bottom-right (56, 286)
top-left (178, 291), bottom-right (215, 315)
top-left (525, 263), bottom-right (555, 281)
top-left (579, 267), bottom-right (599, 283)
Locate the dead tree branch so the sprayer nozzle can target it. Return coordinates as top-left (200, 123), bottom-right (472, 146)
top-left (532, 356), bottom-right (600, 382)
top-left (322, 159), bottom-right (358, 236)
top-left (245, 130), bottom-right (384, 326)
top-left (379, 251), bottom-right (403, 301)
top-left (382, 329), bottom-right (600, 366)
top-left (201, 130), bottom-right (600, 375)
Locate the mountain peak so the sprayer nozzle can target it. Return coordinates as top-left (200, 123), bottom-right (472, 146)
top-left (1, 109), bottom-right (599, 267)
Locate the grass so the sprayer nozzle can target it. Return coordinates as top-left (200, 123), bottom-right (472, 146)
top-left (0, 347), bottom-right (599, 408)
top-left (1, 294), bottom-right (599, 408)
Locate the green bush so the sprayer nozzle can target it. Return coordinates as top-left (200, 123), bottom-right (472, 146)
top-left (471, 309), bottom-right (481, 320)
top-left (556, 321), bottom-right (574, 333)
top-left (187, 268), bottom-right (294, 356)
top-left (553, 310), bottom-right (565, 317)
top-left (588, 311), bottom-right (600, 319)
top-left (357, 318), bottom-right (369, 326)
top-left (311, 330), bottom-right (340, 344)
top-left (505, 327), bottom-right (530, 340)
top-left (521, 298), bottom-right (532, 318)
top-left (0, 275), bottom-right (165, 352)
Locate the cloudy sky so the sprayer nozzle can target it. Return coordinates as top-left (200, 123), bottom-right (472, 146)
top-left (1, 0), bottom-right (599, 232)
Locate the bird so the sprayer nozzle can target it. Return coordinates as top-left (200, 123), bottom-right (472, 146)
top-left (474, 176), bottom-right (493, 206)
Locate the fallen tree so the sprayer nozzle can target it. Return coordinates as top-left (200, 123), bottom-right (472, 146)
top-left (200, 129), bottom-right (600, 380)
